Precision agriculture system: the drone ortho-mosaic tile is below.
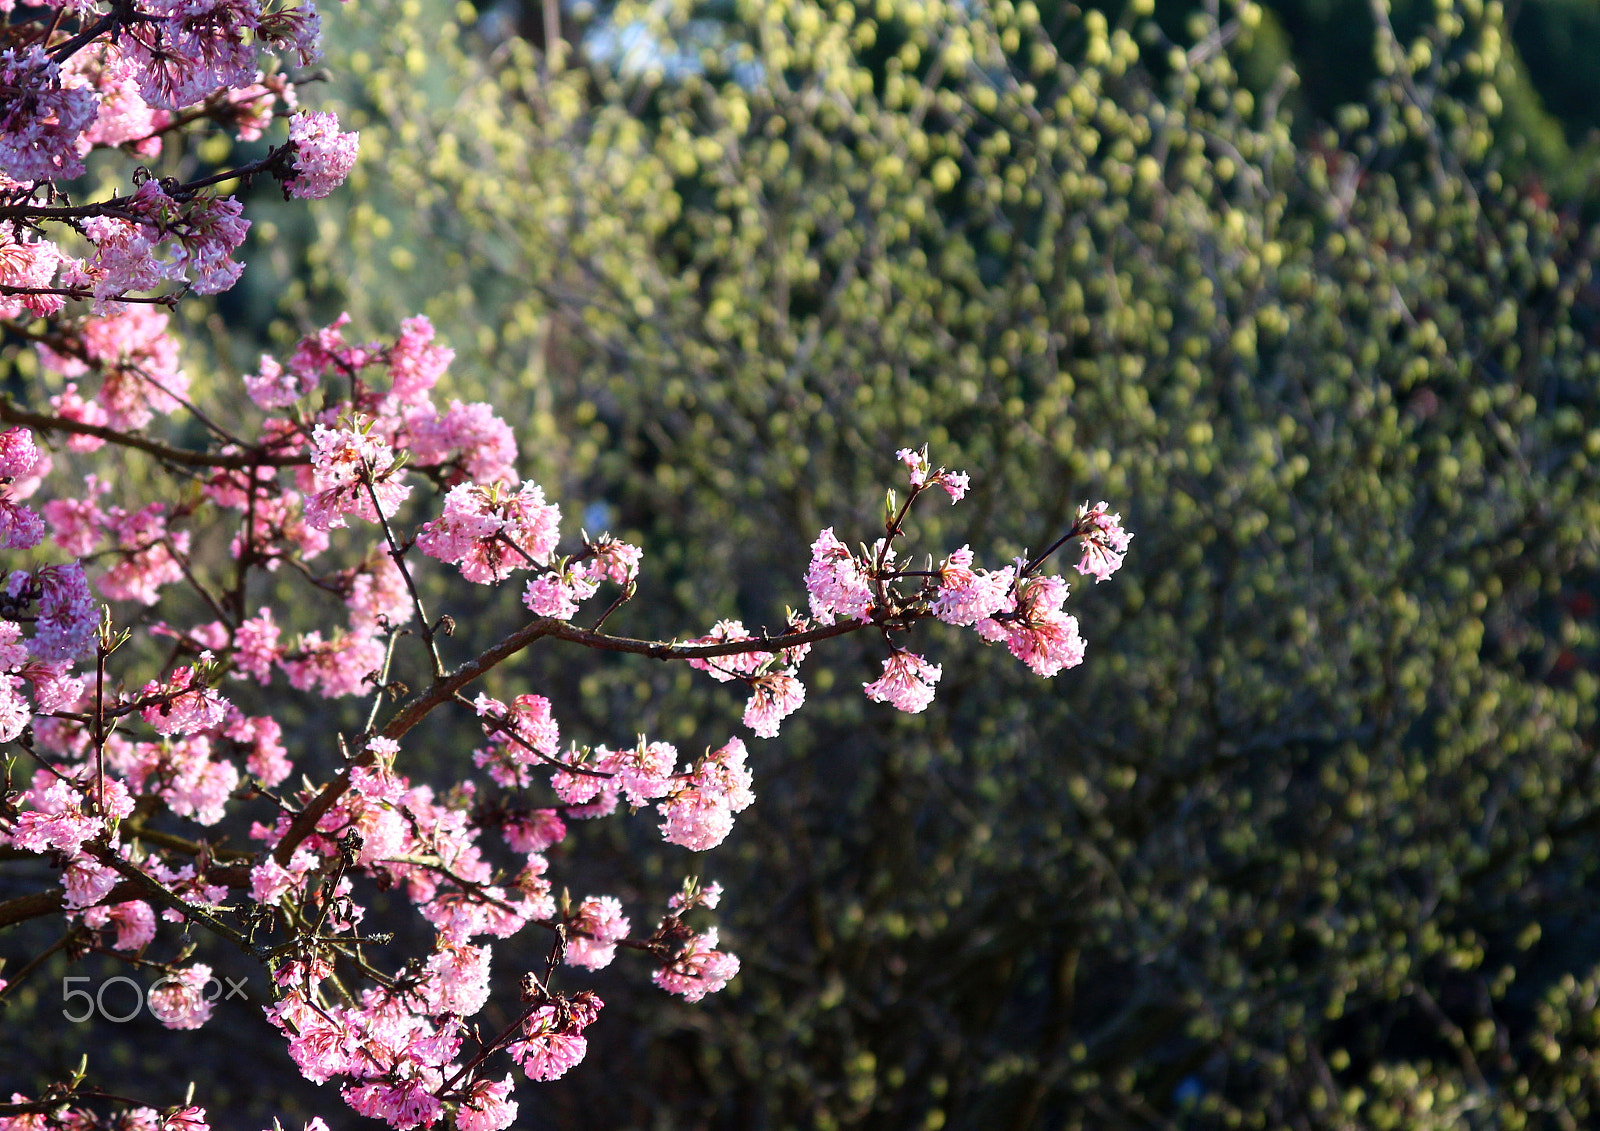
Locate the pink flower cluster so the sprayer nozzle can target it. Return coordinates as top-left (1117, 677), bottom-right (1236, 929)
top-left (653, 928), bottom-right (741, 1002)
top-left (419, 481), bottom-right (560, 583)
top-left (1, 0), bottom-right (346, 316)
top-left (658, 737), bottom-right (756, 851)
top-left (1075, 500), bottom-right (1133, 582)
top-left (896, 444), bottom-right (970, 502)
top-left (285, 110), bottom-right (359, 198)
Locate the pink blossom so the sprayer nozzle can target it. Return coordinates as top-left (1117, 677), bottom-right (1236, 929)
top-left (222, 76), bottom-right (290, 142)
top-left (104, 900), bottom-right (158, 950)
top-left (250, 857), bottom-right (303, 903)
top-left (42, 474), bottom-right (108, 555)
top-left (0, 498), bottom-right (43, 549)
top-left (141, 662), bottom-right (228, 736)
top-left (340, 1077), bottom-right (443, 1130)
top-left (386, 315), bottom-right (452, 404)
top-left (287, 314), bottom-right (372, 380)
top-left (658, 738), bottom-right (754, 851)
top-left (240, 714), bottom-right (291, 785)
top-left (743, 672), bottom-right (806, 738)
top-left (160, 1105), bottom-right (210, 1131)
top-left (976, 575), bottom-right (1085, 677)
top-left (265, 992), bottom-right (355, 1083)
top-left (147, 964), bottom-right (216, 1030)
top-left (405, 400), bottom-right (517, 485)
top-left (23, 659), bottom-right (86, 714)
top-left (473, 693), bottom-right (560, 788)
top-left (0, 228), bottom-right (65, 320)
top-left (522, 570), bottom-right (597, 620)
top-left (687, 620), bottom-right (765, 682)
top-left (549, 748), bottom-right (606, 805)
top-left (508, 993), bottom-right (601, 1082)
top-left (46, 384), bottom-right (109, 452)
top-left (653, 929), bottom-right (740, 1002)
top-left (804, 527), bottom-right (874, 625)
top-left (895, 444), bottom-right (969, 501)
top-left (304, 419), bottom-right (411, 530)
top-left (668, 878), bottom-right (724, 912)
top-left (62, 857), bottom-right (120, 909)
top-left (454, 1075), bottom-right (517, 1131)
top-left (28, 562), bottom-right (97, 662)
top-left (280, 628), bottom-right (385, 698)
top-left (565, 895), bottom-right (629, 970)
top-left (244, 354), bottom-right (315, 408)
top-left (581, 534), bottom-right (641, 584)
top-left (232, 608), bottom-right (282, 683)
top-left (259, 4), bottom-right (322, 64)
top-left (501, 808), bottom-right (566, 854)
top-left (122, 0), bottom-right (263, 110)
top-left (152, 737), bottom-right (239, 825)
top-left (171, 193), bottom-right (250, 293)
top-left (79, 210), bottom-right (167, 302)
top-left (8, 780), bottom-right (104, 856)
top-left (931, 546), bottom-right (1014, 626)
top-left (285, 110), bottom-right (358, 198)
top-left (421, 943), bottom-right (491, 1016)
top-left (37, 307), bottom-right (187, 428)
top-left (0, 676), bottom-right (28, 742)
top-left (595, 738), bottom-right (677, 804)
top-left (863, 650), bottom-right (942, 713)
top-left (71, 44), bottom-right (164, 155)
top-left (419, 480), bottom-right (560, 583)
top-left (1075, 500), bottom-right (1132, 582)
top-left (77, 181), bottom-right (245, 302)
top-left (347, 550), bottom-right (414, 628)
top-left (0, 46), bottom-right (97, 183)
top-left (0, 429), bottom-right (40, 479)
top-left (100, 502), bottom-right (188, 603)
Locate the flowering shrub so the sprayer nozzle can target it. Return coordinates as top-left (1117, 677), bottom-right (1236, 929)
top-left (0, 5), bottom-right (1127, 1127)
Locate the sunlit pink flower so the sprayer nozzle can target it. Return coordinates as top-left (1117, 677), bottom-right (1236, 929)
top-left (280, 627), bottom-right (385, 698)
top-left (405, 400), bottom-right (517, 486)
top-left (455, 1074), bottom-right (517, 1131)
top-left (743, 672), bottom-right (805, 738)
top-left (1074, 500), bottom-right (1131, 582)
top-left (421, 942), bottom-right (491, 1016)
top-left (565, 896), bottom-right (629, 970)
top-left (147, 964), bottom-right (216, 1030)
top-left (304, 419), bottom-right (410, 529)
top-left (863, 650), bottom-right (941, 713)
top-left (804, 528), bottom-right (874, 625)
top-left (976, 575), bottom-right (1085, 677)
top-left (100, 502), bottom-right (188, 603)
top-left (508, 993), bottom-right (601, 1081)
top-left (522, 569), bottom-right (597, 620)
top-left (653, 929), bottom-right (739, 1002)
top-left (122, 0), bottom-right (263, 110)
top-left (895, 444), bottom-right (968, 501)
top-left (658, 737), bottom-right (755, 851)
top-left (386, 315), bottom-right (452, 404)
top-left (0, 46), bottom-right (97, 183)
top-left (931, 546), bottom-right (1014, 626)
top-left (0, 228), bottom-right (65, 319)
top-left (285, 110), bottom-right (357, 198)
top-left (232, 608), bottom-right (282, 683)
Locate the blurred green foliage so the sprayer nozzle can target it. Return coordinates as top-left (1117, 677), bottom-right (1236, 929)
top-left (142, 0), bottom-right (1600, 1125)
